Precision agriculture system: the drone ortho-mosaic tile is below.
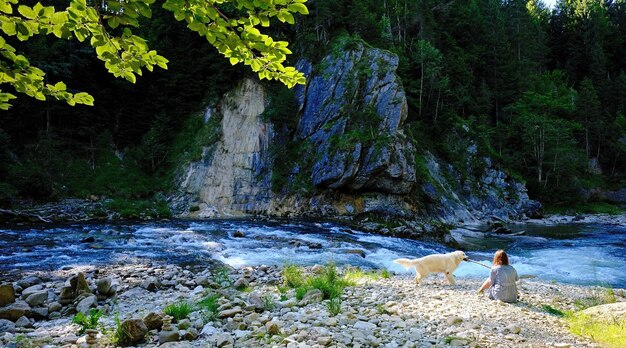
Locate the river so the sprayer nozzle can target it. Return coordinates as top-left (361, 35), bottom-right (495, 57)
top-left (1, 219), bottom-right (625, 288)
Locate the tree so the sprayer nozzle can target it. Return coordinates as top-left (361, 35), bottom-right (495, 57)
top-left (0, 0), bottom-right (308, 109)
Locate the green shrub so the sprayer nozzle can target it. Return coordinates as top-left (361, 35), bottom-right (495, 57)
top-left (213, 268), bottom-right (233, 287)
top-left (327, 297), bottom-right (342, 316)
top-left (295, 286), bottom-right (309, 301)
top-left (72, 309), bottom-right (103, 334)
top-left (196, 294), bottom-right (220, 321)
top-left (282, 264), bottom-right (306, 289)
top-left (164, 302), bottom-right (192, 322)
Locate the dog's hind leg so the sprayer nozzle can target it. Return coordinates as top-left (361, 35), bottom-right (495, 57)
top-left (445, 272), bottom-right (456, 285)
top-left (414, 274), bottom-right (423, 285)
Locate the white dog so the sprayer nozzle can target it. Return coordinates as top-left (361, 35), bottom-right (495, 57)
top-left (393, 251), bottom-right (468, 285)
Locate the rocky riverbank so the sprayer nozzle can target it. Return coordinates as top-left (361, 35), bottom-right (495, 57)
top-left (1, 263), bottom-right (622, 348)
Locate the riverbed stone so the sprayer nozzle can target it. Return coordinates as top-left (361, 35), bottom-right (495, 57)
top-left (214, 333), bottom-right (233, 347)
top-left (119, 318), bottom-right (148, 345)
top-left (70, 273), bottom-right (91, 297)
top-left (20, 285), bottom-right (44, 300)
top-left (59, 287), bottom-right (74, 305)
top-left (581, 302), bottom-right (626, 323)
top-left (301, 289), bottom-right (323, 305)
top-left (0, 285), bottom-right (15, 307)
top-left (218, 306), bottom-right (242, 319)
top-left (25, 290), bottom-right (48, 307)
top-left (96, 277), bottom-right (113, 296)
top-left (0, 301), bottom-right (31, 321)
top-left (15, 316), bottom-right (31, 328)
top-left (30, 307), bottom-right (48, 320)
top-left (182, 327), bottom-right (199, 340)
top-left (17, 276), bottom-right (41, 289)
top-left (0, 319), bottom-right (15, 333)
top-left (159, 330), bottom-right (179, 345)
top-left (47, 302), bottom-right (62, 313)
top-left (75, 294), bottom-right (97, 315)
top-left (265, 320), bottom-right (281, 335)
top-left (141, 277), bottom-right (160, 291)
top-left (143, 312), bottom-right (163, 330)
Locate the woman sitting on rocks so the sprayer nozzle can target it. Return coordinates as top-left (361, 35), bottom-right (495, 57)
top-left (478, 249), bottom-right (519, 303)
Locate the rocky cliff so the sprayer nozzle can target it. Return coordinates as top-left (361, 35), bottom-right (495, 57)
top-left (171, 42), bottom-right (540, 229)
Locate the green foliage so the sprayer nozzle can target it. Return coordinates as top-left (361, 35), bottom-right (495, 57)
top-left (212, 267), bottom-right (233, 288)
top-left (545, 202), bottom-right (625, 216)
top-left (106, 197), bottom-right (171, 219)
top-left (263, 295), bottom-right (276, 311)
top-left (327, 297), bottom-right (342, 316)
top-left (573, 286), bottom-right (616, 310)
top-left (542, 304), bottom-right (565, 317)
top-left (72, 308), bottom-right (103, 334)
top-left (567, 313), bottom-right (626, 348)
top-left (196, 294), bottom-right (220, 321)
top-left (164, 301), bottom-right (192, 322)
top-left (281, 264), bottom-right (305, 289)
top-left (0, 0), bottom-right (307, 109)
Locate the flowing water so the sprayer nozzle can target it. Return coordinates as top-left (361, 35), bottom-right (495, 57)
top-left (0, 219), bottom-right (624, 288)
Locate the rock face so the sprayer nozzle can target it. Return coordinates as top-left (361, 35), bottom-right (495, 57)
top-left (421, 152), bottom-right (541, 224)
top-left (172, 42), bottom-right (539, 226)
top-left (173, 79), bottom-right (272, 217)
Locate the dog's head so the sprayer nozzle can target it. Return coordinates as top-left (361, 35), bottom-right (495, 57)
top-left (454, 250), bottom-right (469, 262)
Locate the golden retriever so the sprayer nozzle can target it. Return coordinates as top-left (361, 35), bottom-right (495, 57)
top-left (394, 250), bottom-right (468, 285)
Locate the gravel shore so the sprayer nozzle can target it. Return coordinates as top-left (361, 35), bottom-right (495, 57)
top-left (1, 262), bottom-right (623, 348)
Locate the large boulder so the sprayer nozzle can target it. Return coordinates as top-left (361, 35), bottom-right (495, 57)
top-left (0, 284), bottom-right (15, 307)
top-left (70, 273), bottom-right (92, 297)
top-left (75, 294), bottom-right (97, 315)
top-left (581, 302), bottom-right (626, 323)
top-left (119, 319), bottom-right (148, 345)
top-left (143, 312), bottom-right (163, 330)
top-left (0, 301), bottom-right (31, 322)
top-left (25, 290), bottom-right (48, 307)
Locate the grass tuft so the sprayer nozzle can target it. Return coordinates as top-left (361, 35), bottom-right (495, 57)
top-left (567, 313), bottom-right (626, 348)
top-left (164, 302), bottom-right (192, 322)
top-left (196, 294), bottom-right (220, 321)
top-left (72, 308), bottom-right (103, 334)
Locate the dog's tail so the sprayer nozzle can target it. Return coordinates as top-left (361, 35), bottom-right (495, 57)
top-left (393, 258), bottom-right (420, 270)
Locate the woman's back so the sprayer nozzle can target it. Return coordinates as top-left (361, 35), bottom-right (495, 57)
top-left (488, 265), bottom-right (518, 303)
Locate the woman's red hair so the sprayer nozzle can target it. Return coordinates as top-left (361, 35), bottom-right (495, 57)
top-left (493, 249), bottom-right (509, 266)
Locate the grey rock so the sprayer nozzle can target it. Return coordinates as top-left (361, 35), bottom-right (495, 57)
top-left (0, 319), bottom-right (15, 333)
top-left (218, 306), bottom-right (242, 319)
top-left (69, 273), bottom-right (91, 297)
top-left (14, 316), bottom-right (30, 328)
top-left (177, 319), bottom-right (191, 330)
top-left (47, 302), bottom-right (62, 313)
top-left (24, 291), bottom-right (48, 307)
top-left (59, 287), bottom-right (74, 305)
top-left (17, 276), bottom-right (41, 289)
top-left (247, 292), bottom-right (264, 309)
top-left (141, 277), bottom-right (160, 291)
top-left (200, 323), bottom-right (220, 338)
top-left (143, 312), bottom-right (163, 330)
top-left (353, 321), bottom-right (377, 331)
top-left (0, 285), bottom-right (15, 307)
top-left (214, 333), bottom-right (234, 347)
top-left (119, 319), bottom-right (148, 345)
top-left (96, 277), bottom-right (113, 296)
top-left (233, 278), bottom-right (249, 290)
top-left (30, 307), bottom-right (48, 320)
top-left (265, 321), bottom-right (281, 335)
top-left (0, 301), bottom-right (31, 321)
top-left (182, 327), bottom-right (198, 341)
top-left (301, 289), bottom-right (323, 305)
top-left (20, 285), bottom-right (44, 300)
top-left (159, 330), bottom-right (179, 345)
top-left (75, 294), bottom-right (97, 315)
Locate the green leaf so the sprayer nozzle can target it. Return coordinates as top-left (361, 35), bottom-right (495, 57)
top-left (17, 5), bottom-right (36, 19)
top-left (287, 3), bottom-right (308, 15)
